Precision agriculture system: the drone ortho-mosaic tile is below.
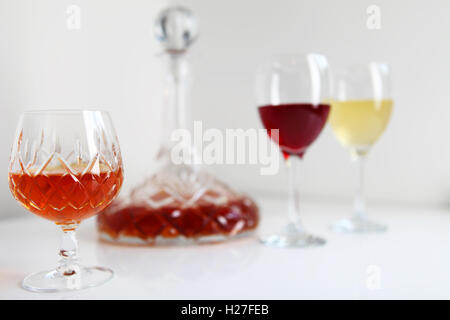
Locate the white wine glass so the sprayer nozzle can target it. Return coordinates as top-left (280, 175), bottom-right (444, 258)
top-left (330, 63), bottom-right (393, 233)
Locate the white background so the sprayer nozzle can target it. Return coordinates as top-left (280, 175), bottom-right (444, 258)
top-left (1, 0), bottom-right (450, 219)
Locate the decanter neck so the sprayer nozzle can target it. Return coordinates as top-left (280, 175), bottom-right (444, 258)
top-left (159, 52), bottom-right (192, 160)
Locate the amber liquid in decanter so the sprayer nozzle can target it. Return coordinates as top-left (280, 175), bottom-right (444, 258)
top-left (98, 165), bottom-right (259, 244)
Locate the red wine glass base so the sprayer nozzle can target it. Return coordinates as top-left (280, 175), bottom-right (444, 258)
top-left (259, 223), bottom-right (326, 248)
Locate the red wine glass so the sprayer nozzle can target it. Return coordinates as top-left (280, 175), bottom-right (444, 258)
top-left (256, 53), bottom-right (331, 248)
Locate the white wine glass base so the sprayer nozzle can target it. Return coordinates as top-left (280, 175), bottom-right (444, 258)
top-left (260, 223), bottom-right (326, 248)
top-left (332, 216), bottom-right (387, 233)
top-left (22, 266), bottom-right (113, 293)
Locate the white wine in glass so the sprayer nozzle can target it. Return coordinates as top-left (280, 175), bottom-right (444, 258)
top-left (330, 99), bottom-right (393, 156)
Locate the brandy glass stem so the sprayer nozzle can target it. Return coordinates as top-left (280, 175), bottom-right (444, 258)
top-left (58, 228), bottom-right (80, 277)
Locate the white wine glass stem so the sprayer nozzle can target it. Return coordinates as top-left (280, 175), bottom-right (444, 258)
top-left (354, 155), bottom-right (367, 220)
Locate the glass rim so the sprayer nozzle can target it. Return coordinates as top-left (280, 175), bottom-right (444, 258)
top-left (268, 52), bottom-right (326, 58)
top-left (345, 61), bottom-right (389, 67)
top-left (259, 52), bottom-right (328, 64)
top-left (335, 62), bottom-right (390, 72)
top-left (22, 109), bottom-right (110, 115)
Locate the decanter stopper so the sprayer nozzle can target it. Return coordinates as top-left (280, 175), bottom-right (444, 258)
top-left (154, 6), bottom-right (198, 54)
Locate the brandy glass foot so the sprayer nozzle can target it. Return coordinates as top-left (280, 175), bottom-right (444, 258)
top-left (260, 223), bottom-right (325, 248)
top-left (22, 266), bottom-right (113, 293)
top-left (22, 228), bottom-right (115, 293)
top-left (332, 216), bottom-right (387, 233)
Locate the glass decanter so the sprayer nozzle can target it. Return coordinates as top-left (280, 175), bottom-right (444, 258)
top-left (97, 6), bottom-right (259, 245)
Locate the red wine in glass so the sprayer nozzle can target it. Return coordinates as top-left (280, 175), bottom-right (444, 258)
top-left (258, 103), bottom-right (330, 159)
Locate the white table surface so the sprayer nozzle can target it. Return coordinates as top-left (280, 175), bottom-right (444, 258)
top-left (1, 196), bottom-right (449, 300)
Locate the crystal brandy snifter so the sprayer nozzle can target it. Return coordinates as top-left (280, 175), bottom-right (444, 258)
top-left (8, 110), bottom-right (123, 292)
